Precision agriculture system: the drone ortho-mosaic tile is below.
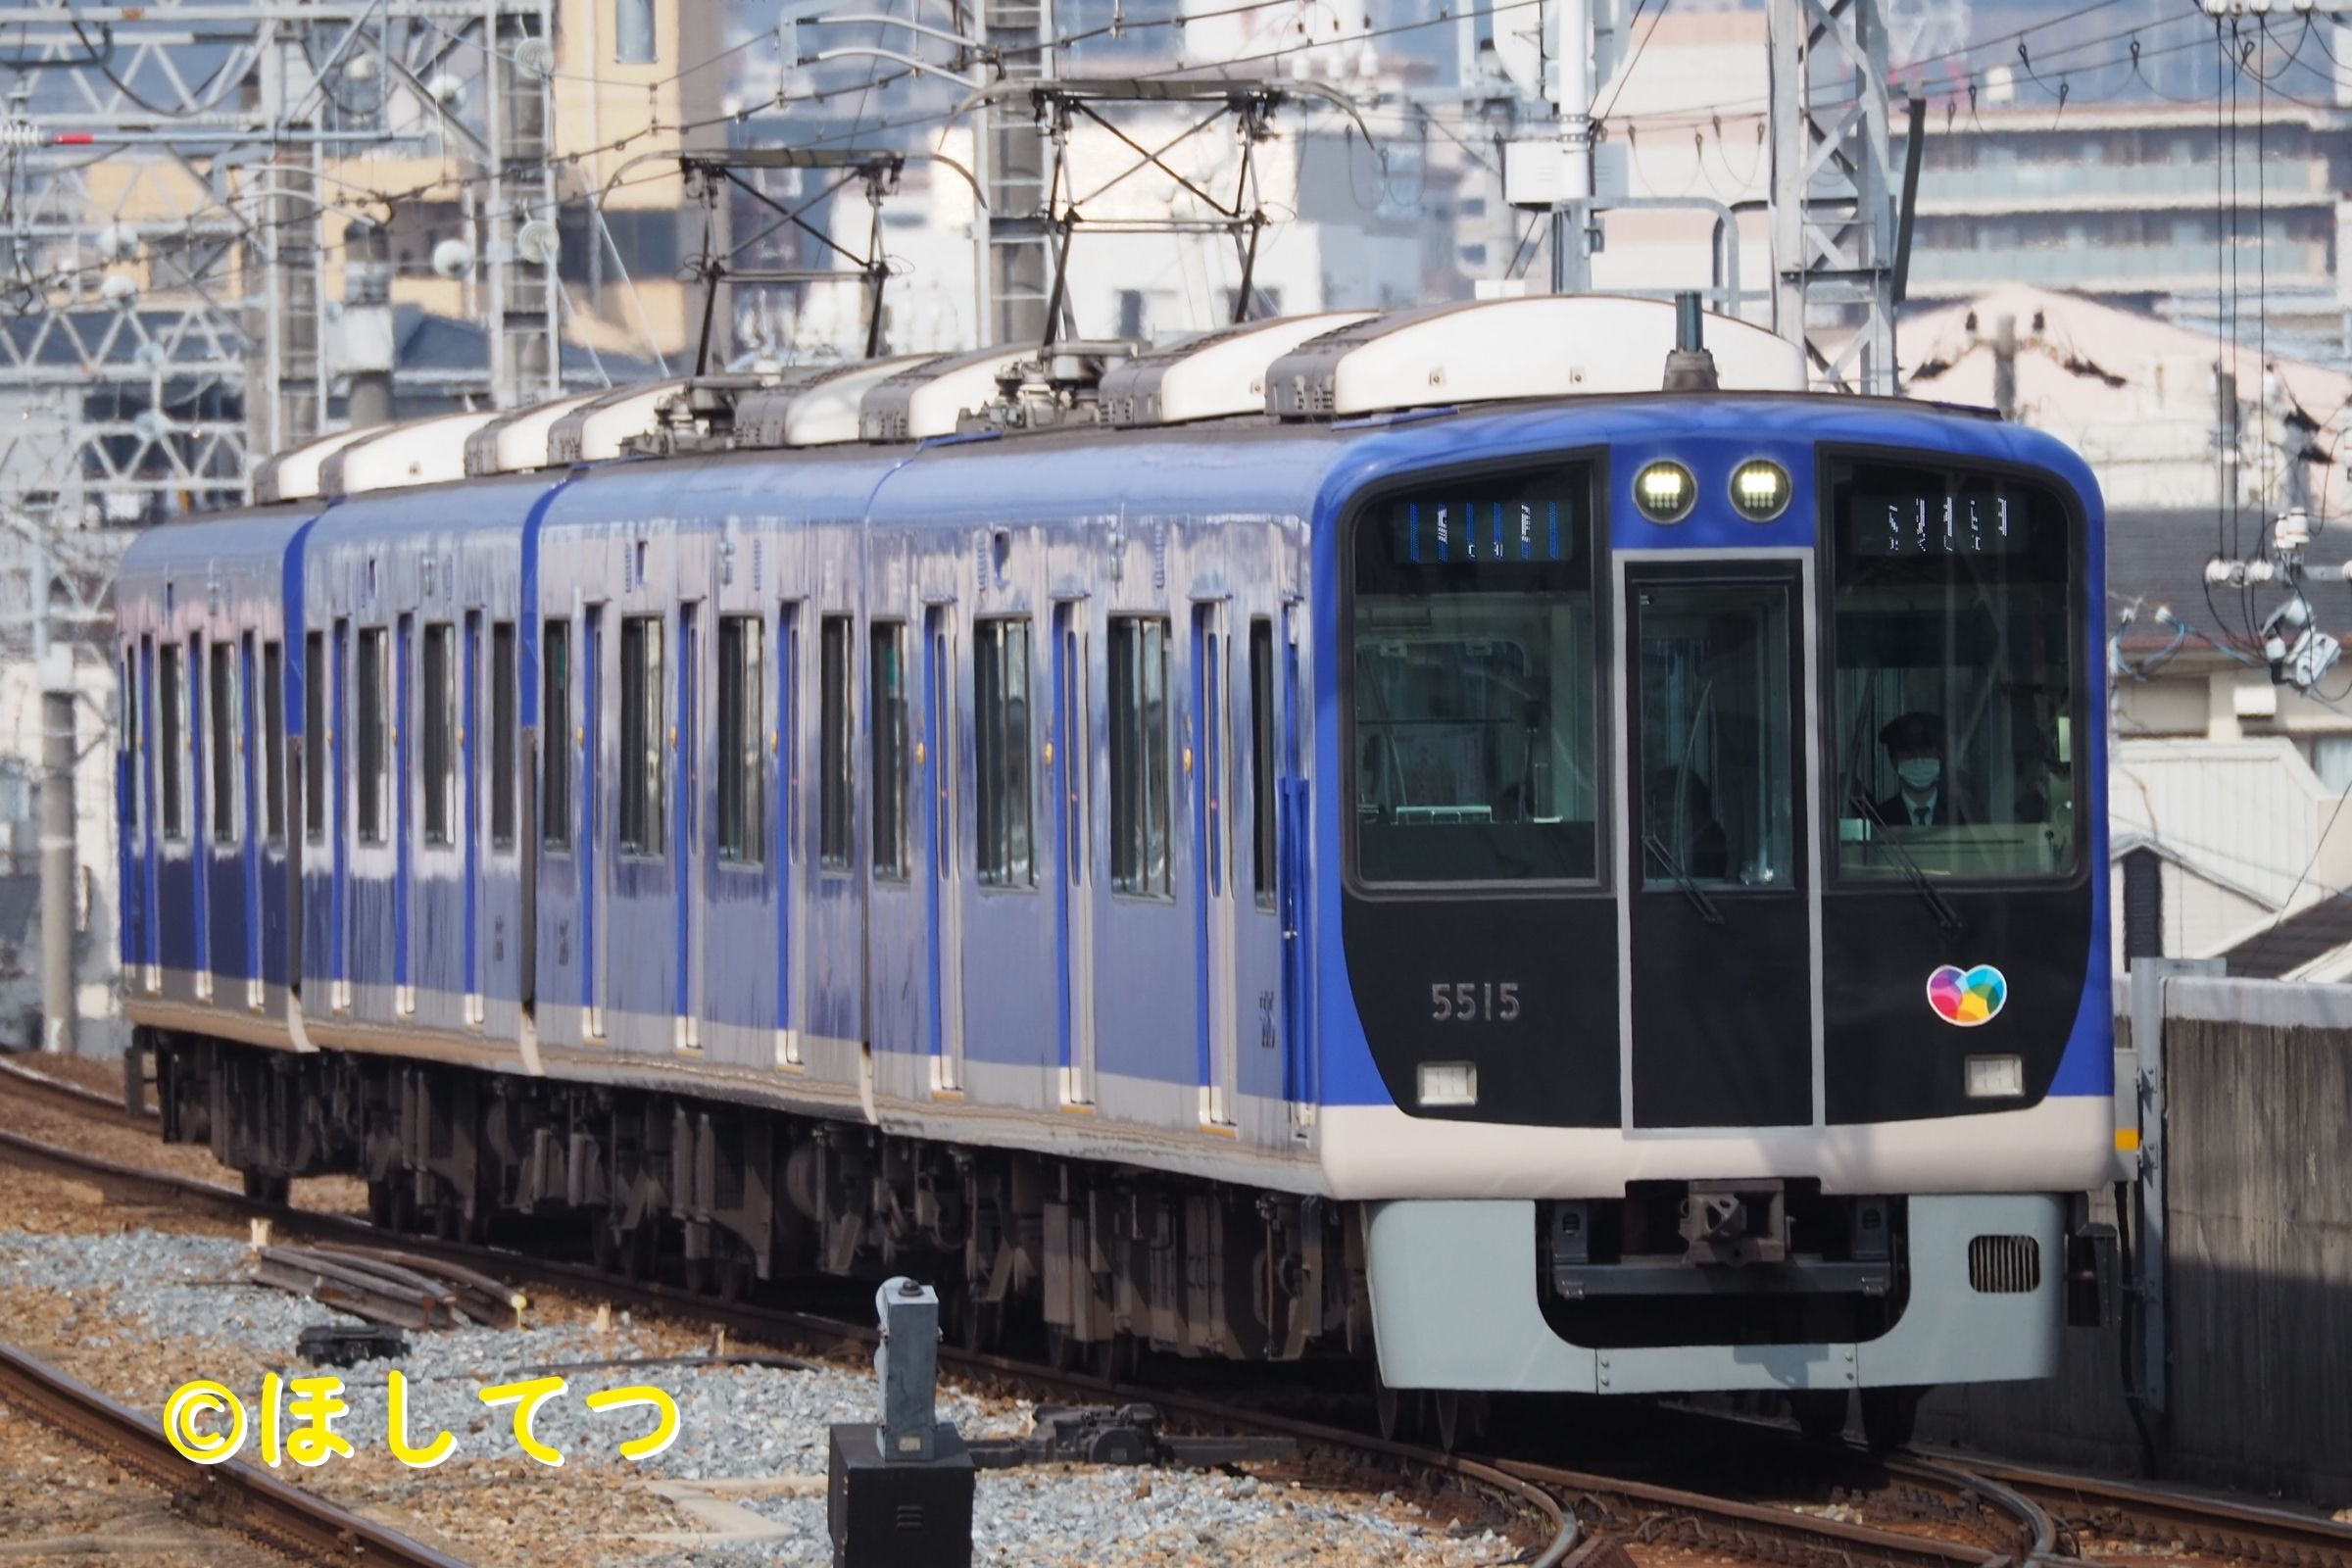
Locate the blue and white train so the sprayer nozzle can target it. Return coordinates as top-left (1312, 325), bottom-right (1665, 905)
top-left (113, 296), bottom-right (2113, 1448)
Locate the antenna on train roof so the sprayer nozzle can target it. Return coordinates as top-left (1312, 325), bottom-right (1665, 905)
top-left (1661, 291), bottom-right (1721, 394)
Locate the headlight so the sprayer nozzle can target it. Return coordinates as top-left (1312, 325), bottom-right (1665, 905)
top-left (1730, 459), bottom-right (1792, 521)
top-left (1634, 460), bottom-right (1696, 524)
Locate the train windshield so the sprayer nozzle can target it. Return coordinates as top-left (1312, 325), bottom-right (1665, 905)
top-left (1829, 460), bottom-right (2079, 880)
top-left (1351, 464), bottom-right (1598, 883)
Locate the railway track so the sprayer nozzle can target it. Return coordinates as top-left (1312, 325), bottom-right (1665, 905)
top-left (0, 1050), bottom-right (154, 1128)
top-left (0, 1335), bottom-right (471, 1568)
top-left (5, 1108), bottom-right (2348, 1568)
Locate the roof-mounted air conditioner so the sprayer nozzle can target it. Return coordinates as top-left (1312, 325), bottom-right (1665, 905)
top-left (1102, 313), bottom-right (1373, 426)
top-left (858, 347), bottom-right (1038, 443)
top-left (547, 379), bottom-right (687, 466)
top-left (464, 392), bottom-right (601, 476)
top-left (254, 425), bottom-right (373, 504)
top-left (320, 411), bottom-right (500, 497)
top-left (731, 357), bottom-right (941, 449)
top-left (1260, 295), bottom-right (1805, 418)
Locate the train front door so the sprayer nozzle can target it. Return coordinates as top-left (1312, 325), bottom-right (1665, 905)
top-left (1619, 560), bottom-right (1817, 1129)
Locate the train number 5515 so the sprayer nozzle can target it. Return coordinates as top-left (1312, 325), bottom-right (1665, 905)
top-left (1430, 982), bottom-right (1520, 1022)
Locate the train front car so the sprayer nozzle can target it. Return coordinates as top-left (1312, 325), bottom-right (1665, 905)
top-left (1317, 397), bottom-right (2110, 1447)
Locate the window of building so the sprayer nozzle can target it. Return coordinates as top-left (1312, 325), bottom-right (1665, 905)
top-left (975, 618), bottom-right (1033, 887)
top-left (209, 638), bottom-right (238, 845)
top-left (357, 626), bottom-right (389, 846)
top-left (421, 623), bottom-right (457, 846)
top-left (870, 622), bottom-right (908, 879)
top-left (490, 622), bottom-right (516, 848)
top-left (613, 0), bottom-right (655, 64)
top-left (717, 613), bottom-right (763, 864)
top-left (1108, 616), bottom-right (1171, 896)
top-left (1250, 618), bottom-right (1276, 906)
top-left (304, 632), bottom-right (325, 840)
top-left (541, 618), bottom-right (571, 850)
top-left (160, 641), bottom-right (185, 841)
top-left (263, 640), bottom-right (286, 845)
top-left (619, 614), bottom-right (664, 856)
top-left (819, 615), bottom-right (853, 870)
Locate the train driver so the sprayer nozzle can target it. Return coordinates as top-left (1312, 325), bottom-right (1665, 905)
top-left (1867, 710), bottom-right (1977, 828)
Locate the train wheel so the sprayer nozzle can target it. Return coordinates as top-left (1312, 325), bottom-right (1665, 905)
top-left (1859, 1386), bottom-right (1925, 1453)
top-left (1788, 1390), bottom-right (1850, 1445)
top-left (1043, 1324), bottom-right (1082, 1374)
top-left (366, 1178), bottom-right (410, 1231)
top-left (1431, 1391), bottom-right (1485, 1454)
top-left (1373, 1376), bottom-right (1418, 1445)
top-left (590, 1218), bottom-right (618, 1274)
top-left (242, 1170), bottom-right (290, 1205)
top-left (682, 1254), bottom-right (711, 1297)
top-left (1091, 1332), bottom-right (1138, 1387)
top-left (953, 1294), bottom-right (1004, 1355)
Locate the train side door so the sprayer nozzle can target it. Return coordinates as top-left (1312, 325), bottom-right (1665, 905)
top-left (139, 637), bottom-right (162, 992)
top-left (241, 631), bottom-right (264, 1009)
top-left (774, 603), bottom-right (801, 1065)
top-left (675, 600), bottom-right (700, 1051)
top-left (1191, 602), bottom-right (1239, 1127)
top-left (1053, 602), bottom-right (1094, 1104)
top-left (582, 605), bottom-right (606, 1038)
top-left (1619, 560), bottom-right (1816, 1129)
top-left (330, 621), bottom-right (351, 1011)
top-left (463, 611), bottom-right (484, 1025)
top-left (1278, 604), bottom-right (1313, 1130)
top-left (923, 606), bottom-right (965, 1093)
top-left (393, 612), bottom-right (416, 1014)
top-left (1230, 612), bottom-right (1289, 1137)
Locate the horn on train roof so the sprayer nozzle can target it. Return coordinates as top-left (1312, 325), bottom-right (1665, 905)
top-left (1261, 294), bottom-right (1804, 419)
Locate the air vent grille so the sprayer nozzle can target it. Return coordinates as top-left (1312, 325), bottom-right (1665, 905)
top-left (1967, 1234), bottom-right (2041, 1294)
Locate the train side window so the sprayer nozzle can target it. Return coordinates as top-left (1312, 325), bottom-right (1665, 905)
top-left (209, 638), bottom-right (238, 845)
top-left (263, 639), bottom-right (286, 845)
top-left (1108, 615), bottom-right (1171, 897)
top-left (870, 621), bottom-right (909, 879)
top-left (716, 613), bottom-right (763, 864)
top-left (541, 618), bottom-right (571, 851)
top-left (619, 614), bottom-right (664, 857)
top-left (357, 626), bottom-right (389, 846)
top-left (1250, 617), bottom-right (1276, 906)
top-left (975, 618), bottom-right (1034, 888)
top-left (421, 622), bottom-right (457, 847)
top-left (160, 641), bottom-right (185, 841)
top-left (304, 632), bottom-right (325, 841)
top-left (818, 615), bottom-right (853, 870)
top-left (491, 622), bottom-right (516, 848)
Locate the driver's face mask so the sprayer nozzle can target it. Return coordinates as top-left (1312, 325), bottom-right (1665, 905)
top-left (1896, 757), bottom-right (1942, 792)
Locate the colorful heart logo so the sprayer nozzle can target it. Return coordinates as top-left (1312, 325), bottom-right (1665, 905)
top-left (1927, 963), bottom-right (2006, 1027)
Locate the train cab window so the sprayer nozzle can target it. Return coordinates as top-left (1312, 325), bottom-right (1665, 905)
top-left (491, 622), bottom-right (516, 848)
top-left (421, 623), bottom-right (457, 847)
top-left (263, 640), bottom-right (285, 845)
top-left (357, 627), bottom-right (389, 846)
top-left (1830, 463), bottom-right (2079, 880)
top-left (1349, 466), bottom-right (1597, 884)
top-left (304, 632), bottom-right (325, 841)
top-left (819, 615), bottom-right (853, 870)
top-left (975, 618), bottom-right (1033, 888)
top-left (160, 641), bottom-right (184, 841)
top-left (1108, 616), bottom-right (1171, 896)
top-left (870, 621), bottom-right (909, 879)
top-left (619, 614), bottom-right (664, 857)
top-left (1250, 618), bottom-right (1276, 906)
top-left (716, 613), bottom-right (763, 864)
top-left (209, 639), bottom-right (238, 845)
top-left (541, 618), bottom-right (571, 850)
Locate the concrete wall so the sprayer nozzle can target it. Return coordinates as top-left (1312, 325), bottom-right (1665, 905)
top-left (1925, 980), bottom-right (2352, 1506)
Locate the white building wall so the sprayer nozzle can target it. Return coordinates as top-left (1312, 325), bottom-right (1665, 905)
top-left (0, 647), bottom-right (126, 1056)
